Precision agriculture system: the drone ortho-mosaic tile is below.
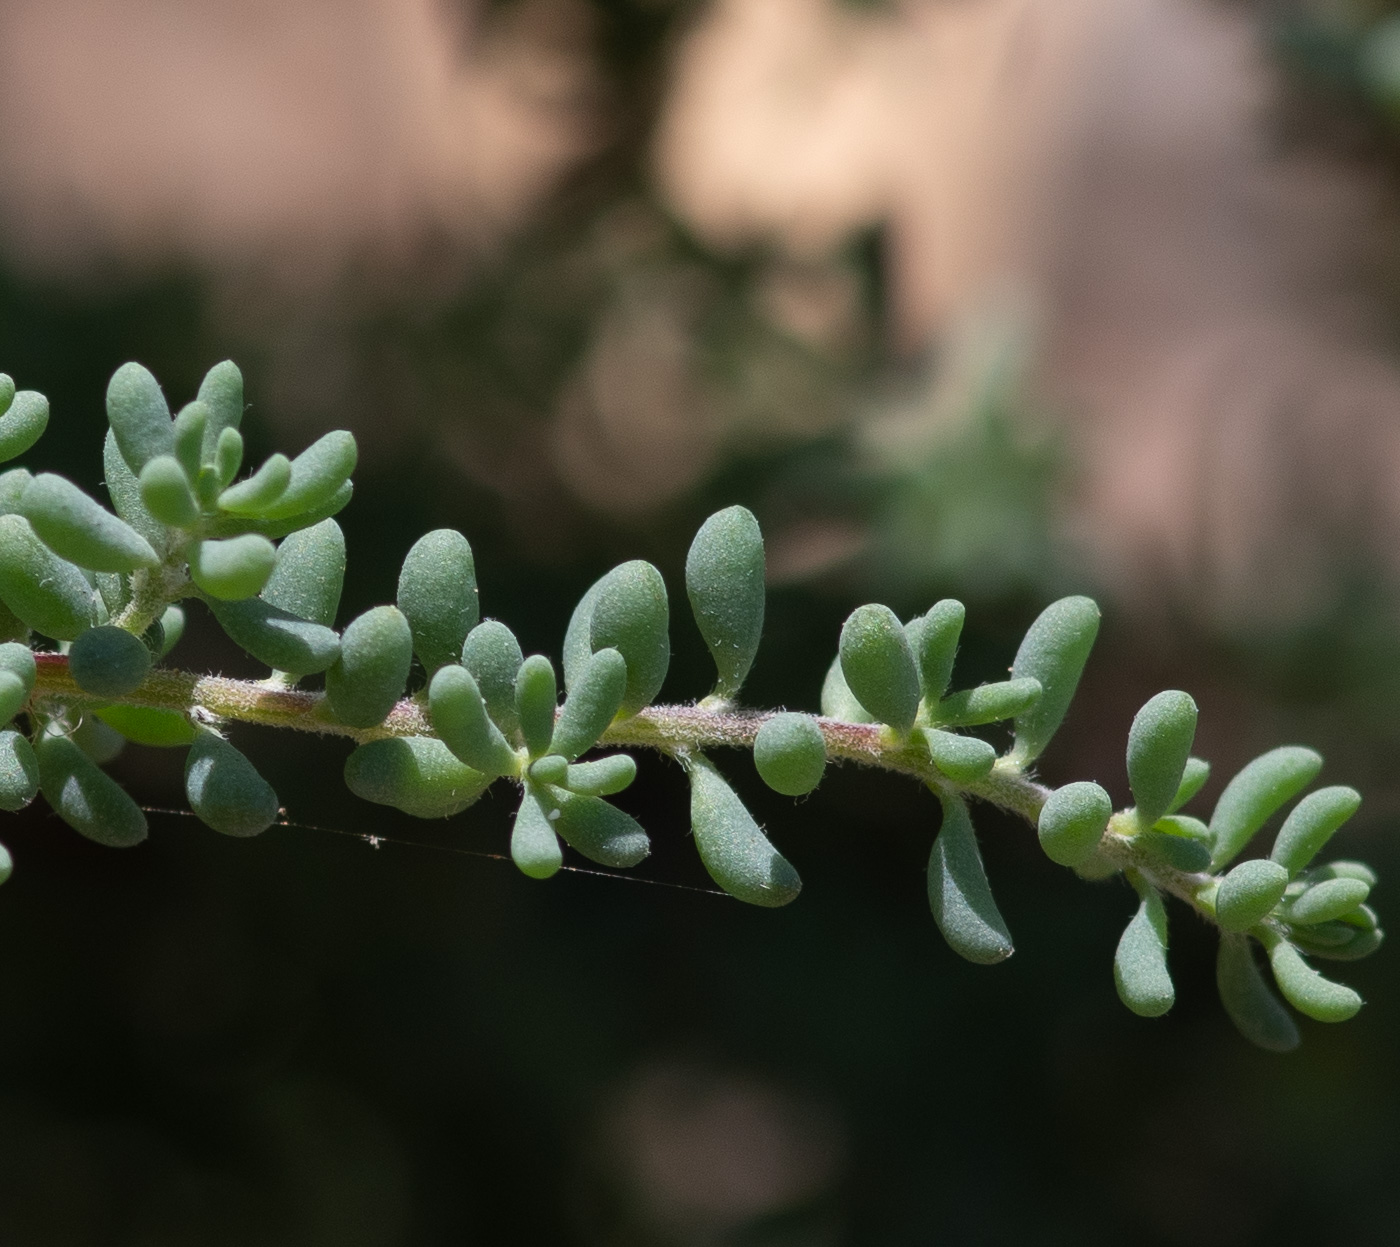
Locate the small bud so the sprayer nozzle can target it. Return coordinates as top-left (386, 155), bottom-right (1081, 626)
top-left (928, 793), bottom-right (1013, 964)
top-left (1209, 746), bottom-right (1322, 869)
top-left (1009, 596), bottom-right (1100, 765)
top-left (344, 736), bottom-right (491, 818)
top-left (1126, 690), bottom-right (1197, 828)
top-left (753, 712), bottom-right (826, 797)
top-left (685, 505), bottom-right (765, 698)
top-left (1037, 781), bottom-right (1111, 867)
top-left (1216, 934), bottom-right (1300, 1052)
top-left (1215, 858), bottom-right (1290, 933)
top-left (839, 604), bottom-right (921, 734)
top-left (68, 625), bottom-right (151, 698)
top-left (688, 754), bottom-right (801, 907)
top-left (325, 605), bottom-right (412, 728)
top-left (396, 529), bottom-right (479, 674)
top-left (185, 729), bottom-right (279, 837)
top-left (21, 473), bottom-right (159, 572)
top-left (36, 730), bottom-right (147, 847)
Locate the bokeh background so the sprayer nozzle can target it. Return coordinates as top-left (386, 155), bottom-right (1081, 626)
top-left (2, 0), bottom-right (1400, 1242)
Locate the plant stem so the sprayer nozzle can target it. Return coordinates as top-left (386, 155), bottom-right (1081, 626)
top-left (28, 653), bottom-right (1218, 926)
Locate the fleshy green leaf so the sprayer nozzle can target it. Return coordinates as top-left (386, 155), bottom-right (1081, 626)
top-left (1008, 596), bottom-right (1100, 765)
top-left (819, 656), bottom-right (874, 723)
top-left (1215, 858), bottom-right (1290, 933)
top-left (685, 505), bottom-right (765, 698)
top-left (1217, 935), bottom-right (1300, 1052)
top-left (1166, 757), bottom-right (1211, 815)
top-left (551, 788), bottom-right (650, 868)
top-left (209, 598), bottom-right (340, 676)
top-left (588, 561), bottom-right (670, 717)
top-left (1270, 786), bottom-right (1362, 877)
top-left (0, 514), bottom-right (97, 639)
top-left (428, 664), bottom-right (519, 777)
top-left (20, 473), bottom-right (159, 572)
top-left (550, 648), bottom-right (626, 762)
top-left (190, 534), bottom-right (277, 601)
top-left (688, 754), bottom-right (801, 907)
top-left (515, 654), bottom-right (558, 758)
top-left (94, 704), bottom-right (197, 748)
top-left (1209, 746), bottom-right (1323, 870)
top-left (0, 390), bottom-right (49, 463)
top-left (907, 599), bottom-right (964, 706)
top-left (928, 792), bottom-right (1013, 964)
top-left (0, 728), bottom-right (39, 812)
top-left (1284, 877), bottom-right (1371, 926)
top-left (258, 431), bottom-right (358, 521)
top-left (564, 754), bottom-right (637, 797)
top-left (1126, 690), bottom-right (1197, 828)
top-left (68, 625), bottom-right (151, 698)
top-left (185, 730), bottom-right (279, 837)
top-left (138, 455), bottom-right (200, 528)
top-left (103, 429), bottom-right (166, 550)
top-left (1266, 935), bottom-right (1362, 1022)
top-left (1114, 879), bottom-right (1174, 1017)
top-left (511, 787), bottom-right (562, 879)
top-left (324, 606), bottom-right (413, 729)
top-left (197, 361), bottom-right (244, 463)
top-left (923, 729), bottom-right (996, 783)
top-left (935, 677), bottom-right (1041, 728)
top-left (260, 518), bottom-right (346, 628)
top-left (753, 712), bottom-right (826, 797)
top-left (1037, 781), bottom-right (1111, 867)
top-left (36, 730), bottom-right (147, 847)
top-left (396, 528), bottom-right (478, 674)
top-left (106, 363), bottom-right (173, 474)
top-left (219, 454), bottom-right (292, 515)
top-left (461, 620), bottom-right (524, 740)
top-left (344, 736), bottom-right (491, 818)
top-left (840, 604), bottom-right (921, 734)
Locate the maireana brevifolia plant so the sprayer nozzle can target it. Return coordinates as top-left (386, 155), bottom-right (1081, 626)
top-left (0, 361), bottom-right (1383, 1051)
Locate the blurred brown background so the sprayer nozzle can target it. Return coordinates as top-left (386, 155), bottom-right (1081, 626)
top-left (2, 1), bottom-right (1400, 1244)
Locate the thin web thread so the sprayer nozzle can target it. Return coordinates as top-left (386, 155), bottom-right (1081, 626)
top-left (139, 806), bottom-right (730, 899)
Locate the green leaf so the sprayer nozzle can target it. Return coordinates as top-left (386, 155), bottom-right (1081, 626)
top-left (0, 641), bottom-right (36, 698)
top-left (1266, 935), bottom-right (1362, 1023)
top-left (260, 518), bottom-right (345, 628)
top-left (753, 712), bottom-right (827, 797)
top-left (0, 468), bottom-right (32, 515)
top-left (214, 427), bottom-right (244, 489)
top-left (94, 705), bottom-right (197, 748)
top-left (923, 729), bottom-right (996, 783)
top-left (1166, 757), bottom-right (1210, 814)
top-left (1302, 860), bottom-right (1377, 888)
top-left (344, 736), bottom-right (491, 818)
top-left (204, 480), bottom-right (353, 540)
top-left (1008, 595), bottom-right (1100, 765)
top-left (461, 620), bottom-right (524, 740)
top-left (71, 715), bottom-right (125, 764)
top-left (190, 534), bottom-right (277, 601)
top-left (36, 730), bottom-right (147, 847)
top-left (68, 625), bottom-right (151, 698)
top-left (684, 505), bottom-right (765, 698)
top-left (1037, 781), bottom-right (1111, 867)
top-left (511, 787), bottom-right (562, 879)
top-left (324, 606), bottom-right (413, 729)
top-left (688, 754), bottom-right (801, 907)
top-left (20, 473), bottom-right (159, 572)
top-left (1114, 880), bottom-right (1174, 1017)
top-left (528, 755), bottom-right (570, 786)
top-left (1291, 926), bottom-right (1384, 962)
top-left (209, 598), bottom-right (340, 675)
top-left (1215, 858), bottom-right (1290, 933)
top-left (1208, 746), bottom-right (1322, 869)
top-left (1283, 877), bottom-right (1371, 926)
top-left (1217, 935), bottom-right (1300, 1052)
top-left (396, 528), bottom-right (478, 674)
top-left (588, 561), bottom-right (670, 716)
top-left (106, 363), bottom-right (173, 474)
top-left (428, 664), bottom-right (518, 777)
top-left (103, 429), bottom-right (166, 550)
top-left (907, 598), bottom-right (964, 706)
top-left (561, 581), bottom-right (601, 692)
top-left (515, 654), bottom-right (557, 757)
top-left (1270, 786), bottom-right (1362, 877)
top-left (157, 605), bottom-right (185, 657)
top-left (218, 453), bottom-right (292, 515)
top-left (258, 431), bottom-right (358, 521)
top-left (819, 655), bottom-right (874, 723)
top-left (0, 671), bottom-right (26, 726)
top-left (1126, 690), bottom-right (1197, 828)
top-left (550, 648), bottom-right (626, 762)
top-left (564, 754), bottom-right (636, 797)
top-left (0, 729), bottom-right (39, 812)
top-left (934, 677), bottom-right (1041, 728)
top-left (0, 840), bottom-right (10, 884)
top-left (185, 729), bottom-right (279, 837)
top-left (551, 788), bottom-right (650, 868)
top-left (1135, 829), bottom-right (1211, 874)
top-left (928, 792), bottom-right (1013, 964)
top-left (0, 514), bottom-right (96, 639)
top-left (0, 390), bottom-right (49, 463)
top-left (138, 455), bottom-right (200, 528)
top-left (196, 361), bottom-right (244, 463)
top-left (172, 400), bottom-right (208, 480)
top-left (839, 603), bottom-right (921, 734)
